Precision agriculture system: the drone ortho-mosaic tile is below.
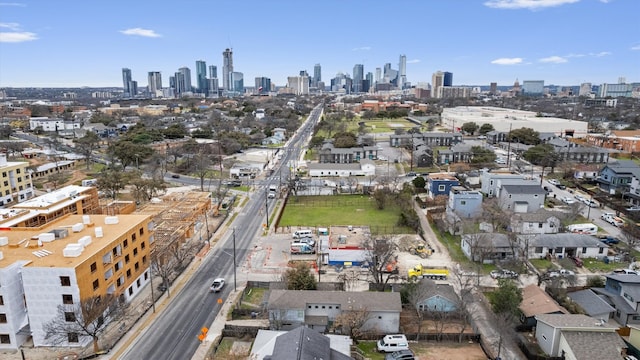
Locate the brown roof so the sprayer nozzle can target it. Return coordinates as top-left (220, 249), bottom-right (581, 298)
top-left (612, 130), bottom-right (640, 137)
top-left (519, 284), bottom-right (568, 317)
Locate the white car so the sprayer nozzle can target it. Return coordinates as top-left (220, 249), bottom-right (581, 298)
top-left (562, 197), bottom-right (576, 205)
top-left (210, 278), bottom-right (225, 292)
top-left (548, 179), bottom-right (560, 186)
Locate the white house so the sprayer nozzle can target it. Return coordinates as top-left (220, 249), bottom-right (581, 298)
top-left (524, 233), bottom-right (609, 260)
top-left (510, 210), bottom-right (561, 235)
top-left (267, 290), bottom-right (401, 334)
top-left (535, 314), bottom-right (625, 359)
top-left (308, 160), bottom-right (375, 177)
top-left (29, 117), bottom-right (82, 132)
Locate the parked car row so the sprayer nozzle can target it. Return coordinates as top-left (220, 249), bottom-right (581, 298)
top-left (490, 269), bottom-right (519, 279)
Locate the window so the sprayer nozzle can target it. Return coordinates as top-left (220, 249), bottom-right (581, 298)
top-left (144, 272), bottom-right (148, 280)
top-left (131, 233), bottom-right (136, 242)
top-left (582, 247), bottom-right (587, 253)
top-left (92, 279), bottom-right (99, 290)
top-left (125, 254), bottom-right (130, 264)
top-left (135, 262), bottom-right (139, 271)
top-left (599, 247), bottom-right (604, 254)
top-left (535, 247), bottom-right (543, 253)
top-left (460, 200), bottom-right (466, 205)
top-left (0, 334), bottom-right (10, 344)
top-left (115, 261), bottom-right (123, 272)
top-left (128, 287), bottom-right (133, 296)
top-left (64, 312), bottom-right (76, 322)
top-left (438, 185), bottom-right (446, 191)
top-left (0, 296), bottom-right (3, 305)
top-left (136, 279), bottom-right (141, 287)
top-left (538, 223), bottom-right (543, 228)
top-left (624, 292), bottom-right (634, 302)
top-left (123, 239), bottom-right (128, 248)
top-left (67, 332), bottom-right (79, 343)
top-left (133, 248), bottom-right (138, 256)
top-left (141, 241), bottom-right (145, 250)
top-left (62, 294), bottom-right (73, 305)
top-left (0, 314), bottom-right (6, 323)
top-left (336, 305), bottom-right (340, 309)
top-left (90, 262), bottom-right (97, 273)
top-left (126, 269), bottom-right (132, 278)
top-left (140, 228), bottom-right (144, 236)
top-left (142, 255), bottom-right (147, 264)
top-left (60, 276), bottom-right (71, 286)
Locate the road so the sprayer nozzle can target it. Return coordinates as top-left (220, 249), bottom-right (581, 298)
top-left (118, 103), bottom-right (323, 360)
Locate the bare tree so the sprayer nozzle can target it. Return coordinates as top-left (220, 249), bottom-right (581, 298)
top-left (461, 232), bottom-right (494, 264)
top-left (43, 295), bottom-right (126, 353)
top-left (332, 307), bottom-right (370, 343)
top-left (559, 202), bottom-right (586, 225)
top-left (336, 269), bottom-right (361, 292)
top-left (481, 198), bottom-right (510, 231)
top-left (449, 266), bottom-right (475, 343)
top-left (362, 236), bottom-right (398, 291)
top-left (619, 224), bottom-right (640, 250)
top-left (406, 280), bottom-right (431, 340)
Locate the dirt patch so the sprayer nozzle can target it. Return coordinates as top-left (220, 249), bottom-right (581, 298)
top-left (413, 342), bottom-right (487, 360)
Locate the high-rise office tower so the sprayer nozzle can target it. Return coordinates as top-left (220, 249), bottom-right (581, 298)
top-left (352, 64), bottom-right (364, 93)
top-left (179, 67), bottom-right (192, 93)
top-left (255, 77), bottom-right (271, 94)
top-left (375, 68), bottom-right (382, 84)
top-left (399, 54), bottom-right (407, 88)
top-left (432, 71), bottom-right (444, 98)
top-left (288, 76), bottom-right (310, 95)
top-left (365, 72), bottom-right (373, 92)
top-left (196, 60), bottom-right (208, 95)
top-left (222, 48), bottom-right (233, 91)
top-left (313, 64), bottom-right (321, 87)
top-left (231, 72), bottom-right (244, 94)
top-left (209, 65), bottom-right (217, 79)
top-left (122, 68), bottom-right (132, 97)
top-left (579, 82), bottom-right (592, 96)
top-left (147, 71), bottom-right (163, 98)
top-left (490, 82), bottom-right (497, 95)
top-left (443, 72), bottom-right (453, 87)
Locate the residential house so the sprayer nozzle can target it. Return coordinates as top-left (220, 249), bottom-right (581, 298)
top-left (591, 274), bottom-right (640, 327)
top-left (415, 149), bottom-right (433, 167)
top-left (308, 160), bottom-right (375, 177)
top-left (485, 131), bottom-right (507, 145)
top-left (318, 143), bottom-right (379, 163)
top-left (272, 127), bottom-right (287, 141)
top-left (524, 233), bottom-right (609, 260)
top-left (447, 186), bottom-right (483, 219)
top-left (626, 174), bottom-right (640, 206)
top-left (437, 143), bottom-right (472, 165)
top-left (510, 210), bottom-right (561, 234)
top-left (480, 170), bottom-right (535, 197)
top-left (414, 280), bottom-right (459, 313)
top-left (426, 173), bottom-right (460, 199)
top-left (574, 164), bottom-right (601, 180)
top-left (626, 325), bottom-right (640, 357)
top-left (519, 285), bottom-right (567, 328)
top-left (267, 290), bottom-right (402, 334)
top-left (567, 289), bottom-right (615, 322)
top-left (596, 160), bottom-right (640, 195)
top-left (497, 184), bottom-right (546, 213)
top-left (535, 314), bottom-right (625, 359)
top-left (262, 136), bottom-right (283, 145)
top-left (460, 233), bottom-right (515, 263)
top-left (251, 327), bottom-right (353, 360)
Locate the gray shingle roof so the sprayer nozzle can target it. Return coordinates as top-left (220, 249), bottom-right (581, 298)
top-left (530, 233), bottom-right (608, 248)
top-left (515, 209), bottom-right (559, 223)
top-left (417, 279), bottom-right (459, 304)
top-left (308, 163), bottom-right (361, 171)
top-left (269, 326), bottom-right (353, 360)
top-left (267, 290), bottom-right (402, 313)
top-left (535, 314), bottom-right (617, 329)
top-left (501, 184), bottom-right (547, 195)
top-left (560, 331), bottom-right (625, 360)
top-left (605, 274), bottom-right (640, 284)
top-left (567, 289), bottom-right (615, 317)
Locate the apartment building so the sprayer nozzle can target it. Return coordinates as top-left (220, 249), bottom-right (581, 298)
top-left (0, 213), bottom-right (154, 349)
top-left (0, 154), bottom-right (34, 207)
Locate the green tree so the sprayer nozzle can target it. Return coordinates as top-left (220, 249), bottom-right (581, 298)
top-left (461, 122), bottom-right (479, 135)
top-left (75, 131), bottom-right (101, 170)
top-left (108, 140), bottom-right (153, 170)
top-left (97, 168), bottom-right (128, 200)
top-left (333, 132), bottom-right (357, 148)
top-left (479, 123), bottom-right (495, 135)
top-left (470, 146), bottom-right (497, 164)
top-left (489, 279), bottom-right (523, 320)
top-left (508, 127), bottom-right (540, 145)
top-left (412, 176), bottom-right (426, 190)
top-left (523, 144), bottom-right (559, 171)
top-left (283, 262), bottom-right (317, 290)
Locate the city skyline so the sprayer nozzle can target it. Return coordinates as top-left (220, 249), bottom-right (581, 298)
top-left (0, 0), bottom-right (639, 88)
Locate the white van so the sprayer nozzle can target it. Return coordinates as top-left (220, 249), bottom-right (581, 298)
top-left (290, 242), bottom-right (315, 254)
top-left (377, 334), bottom-right (409, 353)
top-left (567, 223), bottom-right (598, 235)
top-left (293, 229), bottom-right (313, 239)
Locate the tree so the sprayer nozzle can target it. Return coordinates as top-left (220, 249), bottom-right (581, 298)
top-left (108, 140), bottom-right (153, 170)
top-left (282, 262), bottom-right (317, 290)
top-left (75, 131), bottom-right (101, 170)
top-left (333, 131), bottom-right (357, 148)
top-left (620, 223), bottom-right (640, 250)
top-left (523, 143), bottom-right (559, 173)
top-left (479, 123), bottom-right (494, 135)
top-left (461, 122), bottom-right (479, 135)
top-left (481, 198), bottom-right (510, 231)
top-left (332, 307), bottom-right (370, 342)
top-left (412, 176), bottom-right (426, 190)
top-left (508, 127), bottom-right (540, 145)
top-left (97, 168), bottom-right (128, 200)
top-left (406, 279), bottom-right (431, 340)
top-left (489, 279), bottom-right (523, 358)
top-left (43, 295), bottom-right (126, 353)
top-left (469, 146), bottom-right (497, 164)
top-left (363, 236), bottom-right (398, 291)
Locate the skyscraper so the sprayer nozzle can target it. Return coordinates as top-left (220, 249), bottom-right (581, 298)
top-left (222, 48), bottom-right (233, 91)
top-left (288, 76), bottom-right (309, 95)
top-left (196, 60), bottom-right (208, 95)
top-left (122, 68), bottom-right (132, 98)
top-left (147, 71), bottom-right (162, 98)
top-left (352, 64), bottom-right (364, 93)
top-left (255, 77), bottom-right (271, 94)
top-left (365, 72), bottom-right (373, 93)
top-left (231, 72), bottom-right (244, 94)
top-left (209, 65), bottom-right (217, 79)
top-left (443, 72), bottom-right (453, 87)
top-left (375, 68), bottom-right (381, 84)
top-left (432, 71), bottom-right (444, 98)
top-left (175, 67), bottom-right (192, 96)
top-left (399, 54), bottom-right (407, 89)
top-left (313, 64), bottom-right (321, 87)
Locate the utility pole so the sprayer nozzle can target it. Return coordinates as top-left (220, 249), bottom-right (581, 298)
top-left (265, 190), bottom-right (270, 229)
top-left (506, 123), bottom-right (513, 168)
top-left (233, 228), bottom-right (237, 291)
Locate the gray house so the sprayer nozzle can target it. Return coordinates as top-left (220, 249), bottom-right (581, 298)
top-left (414, 279), bottom-right (459, 313)
top-left (498, 184), bottom-right (546, 213)
top-left (510, 210), bottom-right (561, 234)
top-left (591, 274), bottom-right (640, 326)
top-left (267, 290), bottom-right (401, 334)
top-left (567, 289), bottom-right (615, 322)
top-left (390, 132), bottom-right (462, 147)
top-left (524, 233), bottom-right (609, 260)
top-left (251, 327), bottom-right (353, 360)
top-left (596, 160), bottom-right (640, 194)
top-left (437, 143), bottom-right (473, 165)
top-left (480, 170), bottom-right (535, 197)
top-left (460, 233), bottom-right (515, 263)
top-left (318, 143), bottom-right (379, 163)
top-left (447, 186), bottom-right (483, 219)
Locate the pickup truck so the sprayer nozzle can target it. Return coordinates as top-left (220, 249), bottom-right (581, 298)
top-left (601, 213), bottom-right (625, 227)
top-left (547, 269), bottom-right (575, 278)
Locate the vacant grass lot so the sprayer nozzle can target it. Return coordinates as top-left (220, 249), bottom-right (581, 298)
top-left (279, 195), bottom-right (412, 234)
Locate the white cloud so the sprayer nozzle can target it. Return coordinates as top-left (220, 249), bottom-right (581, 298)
top-left (591, 51), bottom-right (611, 57)
top-left (484, 0), bottom-right (580, 10)
top-left (599, 0), bottom-right (612, 3)
top-left (632, 45), bottom-right (640, 51)
top-left (0, 31), bottom-right (36, 42)
top-left (539, 55), bottom-right (568, 63)
top-left (119, 28), bottom-right (162, 38)
top-left (406, 59), bottom-right (420, 64)
top-left (0, 3), bottom-right (26, 6)
top-left (491, 57), bottom-right (523, 65)
top-left (0, 22), bottom-right (21, 30)
top-left (351, 46), bottom-right (371, 51)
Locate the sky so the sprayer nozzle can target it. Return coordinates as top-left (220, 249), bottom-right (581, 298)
top-left (0, 0), bottom-right (638, 88)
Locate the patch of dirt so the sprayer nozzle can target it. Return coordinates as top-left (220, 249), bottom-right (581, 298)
top-left (412, 342), bottom-right (487, 360)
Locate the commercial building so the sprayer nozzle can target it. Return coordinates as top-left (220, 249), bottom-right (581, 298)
top-left (222, 48), bottom-right (233, 91)
top-left (0, 213), bottom-right (154, 349)
top-left (0, 155), bottom-right (34, 207)
top-left (287, 76), bottom-right (309, 95)
top-left (522, 80), bottom-right (544, 95)
top-left (147, 71), bottom-right (163, 98)
top-left (195, 60), bottom-right (208, 95)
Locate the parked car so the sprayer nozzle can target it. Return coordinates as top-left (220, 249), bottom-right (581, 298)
top-left (547, 269), bottom-right (575, 278)
top-left (569, 256), bottom-right (583, 267)
top-left (406, 172), bottom-right (417, 177)
top-left (548, 179), bottom-right (560, 186)
top-left (600, 236), bottom-right (621, 245)
top-left (298, 237), bottom-right (316, 247)
top-left (210, 278), bottom-right (225, 292)
top-left (171, 174), bottom-right (180, 178)
top-left (490, 269), bottom-right (519, 279)
top-left (627, 206), bottom-right (640, 212)
top-left (612, 269), bottom-right (638, 275)
top-left (385, 350), bottom-right (416, 360)
top-left (562, 197), bottom-right (576, 205)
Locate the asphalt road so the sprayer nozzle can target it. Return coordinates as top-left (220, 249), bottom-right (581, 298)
top-left (119, 103), bottom-right (323, 360)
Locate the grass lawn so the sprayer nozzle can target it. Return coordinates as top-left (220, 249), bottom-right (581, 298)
top-left (240, 287), bottom-right (266, 310)
top-left (279, 195), bottom-right (412, 234)
top-left (530, 258), bottom-right (556, 272)
top-left (356, 341), bottom-right (384, 360)
top-left (212, 338), bottom-right (234, 359)
top-left (583, 258), bottom-right (629, 273)
top-left (430, 223), bottom-right (468, 265)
